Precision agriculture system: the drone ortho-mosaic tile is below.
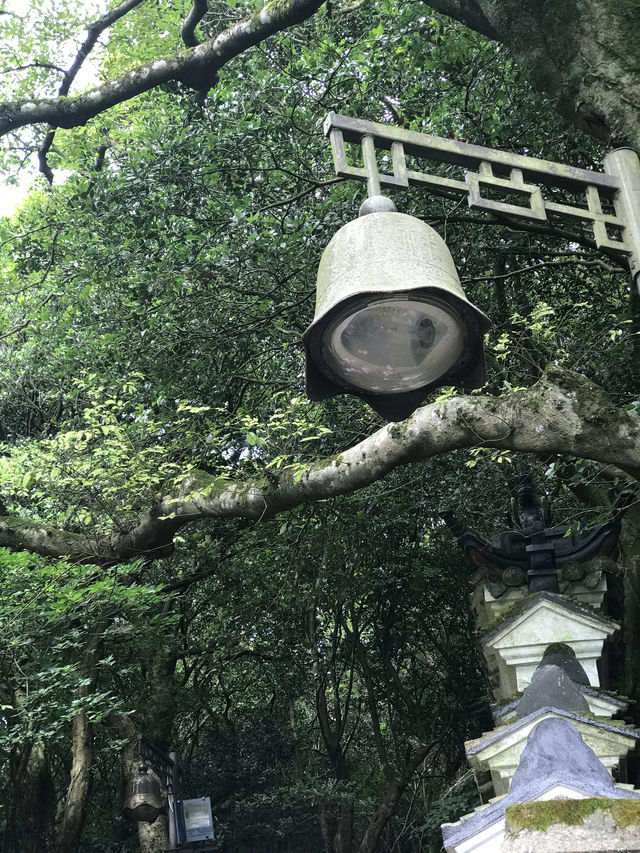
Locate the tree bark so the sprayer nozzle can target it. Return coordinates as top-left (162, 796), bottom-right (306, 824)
top-left (356, 745), bottom-right (431, 853)
top-left (423, 0), bottom-right (640, 149)
top-left (53, 707), bottom-right (93, 853)
top-left (4, 739), bottom-right (56, 853)
top-left (307, 591), bottom-right (354, 852)
top-left (0, 0), bottom-right (325, 137)
top-left (335, 801), bottom-right (354, 853)
top-left (137, 817), bottom-right (171, 853)
top-left (53, 616), bottom-right (110, 853)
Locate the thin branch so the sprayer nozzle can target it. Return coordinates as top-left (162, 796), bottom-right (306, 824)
top-left (0, 293), bottom-right (56, 341)
top-left (38, 0), bottom-right (146, 182)
top-left (0, 231), bottom-right (59, 340)
top-left (460, 256), bottom-right (619, 284)
top-left (2, 62), bottom-right (68, 75)
top-left (382, 95), bottom-right (407, 127)
top-left (430, 211), bottom-right (627, 266)
top-left (0, 225), bottom-right (53, 250)
top-left (84, 142), bottom-right (109, 195)
top-left (181, 0), bottom-right (208, 48)
top-left (255, 178), bottom-right (341, 213)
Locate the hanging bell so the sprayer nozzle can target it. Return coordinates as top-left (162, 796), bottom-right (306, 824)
top-left (122, 764), bottom-right (167, 823)
top-left (303, 199), bottom-right (490, 421)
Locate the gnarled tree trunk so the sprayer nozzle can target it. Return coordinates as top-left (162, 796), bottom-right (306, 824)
top-left (53, 706), bottom-right (93, 853)
top-left (54, 617), bottom-right (110, 853)
top-left (424, 0), bottom-right (640, 149)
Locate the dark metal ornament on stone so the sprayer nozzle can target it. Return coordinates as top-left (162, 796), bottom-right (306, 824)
top-left (459, 486), bottom-right (624, 595)
top-left (503, 566), bottom-right (526, 587)
top-left (559, 560), bottom-right (585, 582)
top-left (122, 764), bottom-right (167, 823)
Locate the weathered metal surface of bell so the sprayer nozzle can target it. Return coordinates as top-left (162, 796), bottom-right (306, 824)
top-left (122, 764), bottom-right (166, 823)
top-left (303, 210), bottom-right (490, 421)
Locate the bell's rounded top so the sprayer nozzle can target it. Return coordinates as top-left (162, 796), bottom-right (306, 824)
top-left (312, 211), bottom-right (489, 328)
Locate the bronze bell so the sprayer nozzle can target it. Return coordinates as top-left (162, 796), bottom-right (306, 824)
top-left (303, 203), bottom-right (490, 421)
top-left (122, 764), bottom-right (166, 823)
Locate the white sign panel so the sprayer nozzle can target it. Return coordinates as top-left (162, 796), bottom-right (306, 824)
top-left (181, 797), bottom-right (214, 842)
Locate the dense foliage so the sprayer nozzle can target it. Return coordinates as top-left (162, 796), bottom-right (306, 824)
top-left (0, 1), bottom-right (638, 852)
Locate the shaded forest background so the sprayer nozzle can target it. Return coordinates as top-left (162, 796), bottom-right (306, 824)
top-left (1, 1), bottom-right (639, 851)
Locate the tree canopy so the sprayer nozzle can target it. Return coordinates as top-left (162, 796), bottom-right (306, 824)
top-left (0, 1), bottom-right (639, 851)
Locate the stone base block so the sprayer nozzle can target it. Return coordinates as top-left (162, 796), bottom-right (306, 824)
top-left (502, 799), bottom-right (640, 852)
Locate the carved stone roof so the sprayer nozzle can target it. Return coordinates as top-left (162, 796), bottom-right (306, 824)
top-left (443, 718), bottom-right (640, 851)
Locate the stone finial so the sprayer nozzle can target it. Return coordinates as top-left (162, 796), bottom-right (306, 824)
top-left (516, 664), bottom-right (589, 719)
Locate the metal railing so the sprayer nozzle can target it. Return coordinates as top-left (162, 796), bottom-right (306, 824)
top-left (323, 112), bottom-right (640, 285)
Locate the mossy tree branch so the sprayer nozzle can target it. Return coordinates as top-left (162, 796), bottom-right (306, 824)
top-left (0, 0), bottom-right (326, 137)
top-left (1, 367), bottom-right (638, 567)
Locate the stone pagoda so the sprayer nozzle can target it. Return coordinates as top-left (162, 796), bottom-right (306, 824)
top-left (441, 488), bottom-right (640, 852)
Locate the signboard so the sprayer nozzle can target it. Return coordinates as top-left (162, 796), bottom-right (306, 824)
top-left (177, 797), bottom-right (214, 843)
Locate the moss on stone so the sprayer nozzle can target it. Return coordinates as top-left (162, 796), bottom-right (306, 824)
top-left (481, 591), bottom-right (606, 640)
top-left (591, 686), bottom-right (631, 703)
top-left (481, 594), bottom-right (537, 637)
top-left (570, 710), bottom-right (635, 730)
top-left (505, 798), bottom-right (640, 836)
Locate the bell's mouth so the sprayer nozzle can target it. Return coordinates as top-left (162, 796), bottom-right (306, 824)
top-left (318, 293), bottom-right (466, 394)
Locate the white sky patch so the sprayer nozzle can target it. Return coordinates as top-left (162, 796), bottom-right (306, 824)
top-left (5, 0), bottom-right (29, 13)
top-left (1, 0), bottom-right (108, 214)
top-left (1, 169), bottom-right (72, 218)
top-left (0, 173), bottom-right (34, 218)
top-left (5, 0), bottom-right (104, 92)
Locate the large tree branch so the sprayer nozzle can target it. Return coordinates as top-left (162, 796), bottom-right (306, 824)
top-left (1, 368), bottom-right (638, 566)
top-left (420, 0), bottom-right (499, 40)
top-left (0, 0), bottom-right (325, 137)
